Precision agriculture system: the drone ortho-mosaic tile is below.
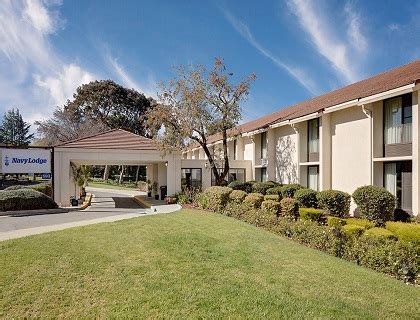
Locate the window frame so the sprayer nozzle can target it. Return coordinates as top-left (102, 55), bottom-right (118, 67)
top-left (181, 168), bottom-right (203, 190)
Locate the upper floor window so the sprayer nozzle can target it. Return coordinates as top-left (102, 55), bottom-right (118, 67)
top-left (260, 131), bottom-right (267, 159)
top-left (308, 118), bottom-right (319, 154)
top-left (233, 139), bottom-right (237, 160)
top-left (384, 93), bottom-right (412, 145)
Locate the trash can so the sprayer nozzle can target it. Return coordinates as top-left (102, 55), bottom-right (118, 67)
top-left (70, 197), bottom-right (79, 207)
top-left (160, 185), bottom-right (167, 200)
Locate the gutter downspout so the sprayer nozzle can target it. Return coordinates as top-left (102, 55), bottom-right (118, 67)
top-left (362, 105), bottom-right (373, 184)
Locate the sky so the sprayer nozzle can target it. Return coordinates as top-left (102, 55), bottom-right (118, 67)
top-left (0, 0), bottom-right (419, 128)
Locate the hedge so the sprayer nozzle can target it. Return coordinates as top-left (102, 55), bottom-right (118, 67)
top-left (5, 183), bottom-right (52, 197)
top-left (229, 190), bottom-right (247, 204)
top-left (261, 200), bottom-right (281, 216)
top-left (364, 227), bottom-right (397, 241)
top-left (327, 216), bottom-right (346, 228)
top-left (352, 185), bottom-right (396, 225)
top-left (266, 186), bottom-right (283, 198)
top-left (252, 182), bottom-right (275, 195)
top-left (299, 208), bottom-right (324, 222)
top-left (280, 197), bottom-right (299, 220)
top-left (202, 186), bottom-right (232, 212)
top-left (294, 188), bottom-right (318, 208)
top-left (0, 189), bottom-right (58, 211)
top-left (280, 184), bottom-right (303, 198)
top-left (346, 218), bottom-right (374, 229)
top-left (385, 222), bottom-right (420, 245)
top-left (227, 181), bottom-right (253, 193)
top-left (264, 194), bottom-right (280, 202)
top-left (342, 224), bottom-right (365, 237)
top-left (243, 193), bottom-right (264, 209)
top-left (317, 190), bottom-right (351, 217)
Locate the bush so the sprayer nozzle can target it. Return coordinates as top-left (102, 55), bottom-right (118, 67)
top-left (299, 208), bottom-right (324, 222)
top-left (352, 185), bottom-right (396, 225)
top-left (195, 192), bottom-right (209, 209)
top-left (327, 216), bottom-right (347, 228)
top-left (280, 197), bottom-right (299, 220)
top-left (346, 218), bottom-right (374, 229)
top-left (5, 183), bottom-right (52, 197)
top-left (264, 194), bottom-right (280, 202)
top-left (252, 182), bottom-right (274, 195)
top-left (294, 188), bottom-right (318, 208)
top-left (202, 186), bottom-right (232, 211)
top-left (222, 202), bottom-right (243, 219)
top-left (229, 190), bottom-right (247, 204)
top-left (386, 222), bottom-right (420, 245)
top-left (343, 236), bottom-right (418, 283)
top-left (364, 227), bottom-right (397, 241)
top-left (342, 224), bottom-right (365, 237)
top-left (261, 200), bottom-right (281, 216)
top-left (280, 184), bottom-right (303, 198)
top-left (393, 209), bottom-right (412, 222)
top-left (266, 186), bottom-right (283, 198)
top-left (176, 193), bottom-right (190, 205)
top-left (317, 190), bottom-right (350, 217)
top-left (0, 189), bottom-right (58, 211)
top-left (243, 193), bottom-right (264, 209)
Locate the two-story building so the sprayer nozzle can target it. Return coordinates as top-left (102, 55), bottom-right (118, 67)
top-left (183, 60), bottom-right (420, 216)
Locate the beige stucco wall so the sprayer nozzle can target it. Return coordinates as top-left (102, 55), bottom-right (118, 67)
top-left (273, 125), bottom-right (299, 184)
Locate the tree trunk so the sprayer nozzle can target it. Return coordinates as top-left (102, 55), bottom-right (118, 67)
top-left (118, 165), bottom-right (124, 184)
top-left (135, 166), bottom-right (140, 183)
top-left (103, 165), bottom-right (110, 181)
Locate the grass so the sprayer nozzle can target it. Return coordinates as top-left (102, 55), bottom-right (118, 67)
top-left (88, 180), bottom-right (139, 191)
top-left (1, 209), bottom-right (419, 318)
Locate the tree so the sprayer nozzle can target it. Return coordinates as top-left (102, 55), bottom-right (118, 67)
top-left (146, 58), bottom-right (255, 185)
top-left (0, 108), bottom-right (34, 146)
top-left (65, 80), bottom-right (153, 136)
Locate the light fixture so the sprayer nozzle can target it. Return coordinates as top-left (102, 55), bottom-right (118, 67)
top-left (165, 161), bottom-right (168, 167)
top-left (204, 162), bottom-right (208, 168)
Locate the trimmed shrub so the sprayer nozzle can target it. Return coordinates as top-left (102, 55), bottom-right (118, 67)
top-left (342, 224), bottom-right (365, 237)
top-left (343, 236), bottom-right (418, 283)
top-left (299, 208), bottom-right (324, 222)
top-left (352, 185), bottom-right (396, 225)
top-left (346, 218), bottom-right (374, 229)
top-left (195, 192), bottom-right (209, 209)
top-left (266, 186), bottom-right (283, 198)
top-left (280, 184), bottom-right (303, 198)
top-left (364, 227), bottom-right (397, 241)
top-left (280, 197), bottom-right (299, 220)
top-left (0, 189), bottom-right (58, 211)
top-left (202, 186), bottom-right (232, 212)
top-left (243, 193), bottom-right (264, 209)
top-left (327, 216), bottom-right (347, 228)
top-left (229, 190), bottom-right (247, 204)
top-left (393, 209), bottom-right (412, 222)
top-left (222, 202), bottom-right (243, 218)
top-left (252, 182), bottom-right (275, 195)
top-left (294, 188), bottom-right (318, 208)
top-left (317, 190), bottom-right (351, 217)
top-left (5, 183), bottom-right (52, 197)
top-left (261, 200), bottom-right (281, 216)
top-left (385, 222), bottom-right (420, 245)
top-left (264, 194), bottom-right (280, 202)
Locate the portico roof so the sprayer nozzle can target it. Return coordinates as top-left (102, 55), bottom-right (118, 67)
top-left (55, 129), bottom-right (157, 150)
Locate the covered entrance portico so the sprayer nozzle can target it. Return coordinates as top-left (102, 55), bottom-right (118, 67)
top-left (54, 129), bottom-right (181, 207)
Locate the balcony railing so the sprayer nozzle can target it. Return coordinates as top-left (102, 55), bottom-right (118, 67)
top-left (384, 123), bottom-right (412, 145)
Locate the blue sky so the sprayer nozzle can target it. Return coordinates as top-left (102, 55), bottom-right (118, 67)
top-left (0, 0), bottom-right (419, 126)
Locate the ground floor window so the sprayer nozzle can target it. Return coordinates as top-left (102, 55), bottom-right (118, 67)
top-left (211, 168), bottom-right (246, 185)
top-left (384, 161), bottom-right (412, 211)
top-left (260, 167), bottom-right (267, 182)
top-left (307, 166), bottom-right (319, 191)
top-left (181, 168), bottom-right (202, 190)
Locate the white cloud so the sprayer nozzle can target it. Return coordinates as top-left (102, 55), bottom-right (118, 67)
top-left (223, 9), bottom-right (319, 95)
top-left (345, 2), bottom-right (367, 53)
top-left (0, 0), bottom-right (94, 123)
top-left (107, 55), bottom-right (157, 98)
top-left (287, 0), bottom-right (367, 84)
top-left (388, 23), bottom-right (400, 31)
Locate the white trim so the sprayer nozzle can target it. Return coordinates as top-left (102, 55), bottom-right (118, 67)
top-left (358, 83), bottom-right (416, 105)
top-left (324, 99), bottom-right (359, 114)
top-left (373, 156), bottom-right (413, 162)
top-left (299, 161), bottom-right (320, 166)
top-left (242, 128), bottom-right (267, 137)
top-left (289, 112), bottom-right (320, 124)
top-left (269, 120), bottom-right (289, 129)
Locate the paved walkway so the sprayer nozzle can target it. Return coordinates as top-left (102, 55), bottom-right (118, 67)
top-left (0, 187), bottom-right (180, 241)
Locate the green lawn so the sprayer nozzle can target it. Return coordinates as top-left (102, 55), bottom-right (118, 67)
top-left (1, 210), bottom-right (419, 319)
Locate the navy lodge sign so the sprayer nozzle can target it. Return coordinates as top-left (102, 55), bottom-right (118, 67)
top-left (1, 148), bottom-right (51, 174)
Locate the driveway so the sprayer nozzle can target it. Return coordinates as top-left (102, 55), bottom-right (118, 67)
top-left (0, 188), bottom-right (149, 240)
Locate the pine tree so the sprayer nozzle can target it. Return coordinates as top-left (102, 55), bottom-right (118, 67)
top-left (0, 108), bottom-right (34, 146)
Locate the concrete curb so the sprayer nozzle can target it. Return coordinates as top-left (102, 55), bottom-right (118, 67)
top-left (0, 208), bottom-right (69, 217)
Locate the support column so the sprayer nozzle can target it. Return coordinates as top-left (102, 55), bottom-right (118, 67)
top-left (412, 90), bottom-right (419, 216)
top-left (54, 151), bottom-right (71, 207)
top-left (267, 128), bottom-right (276, 181)
top-left (320, 113), bottom-right (332, 191)
top-left (166, 155), bottom-right (181, 195)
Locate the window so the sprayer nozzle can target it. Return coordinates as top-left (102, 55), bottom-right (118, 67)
top-left (260, 131), bottom-right (267, 159)
top-left (384, 161), bottom-right (412, 211)
top-left (181, 168), bottom-right (202, 190)
top-left (233, 140), bottom-right (237, 160)
top-left (384, 93), bottom-right (412, 144)
top-left (260, 167), bottom-right (267, 182)
top-left (308, 118), bottom-right (319, 154)
top-left (307, 166), bottom-right (319, 191)
top-left (211, 168), bottom-right (246, 185)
